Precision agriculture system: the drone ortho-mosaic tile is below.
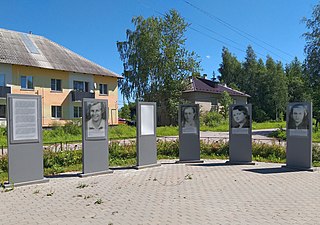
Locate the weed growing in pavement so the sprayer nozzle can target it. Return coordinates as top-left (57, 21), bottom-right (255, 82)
top-left (94, 199), bottom-right (103, 204)
top-left (76, 183), bottom-right (89, 189)
top-left (184, 174), bottom-right (193, 180)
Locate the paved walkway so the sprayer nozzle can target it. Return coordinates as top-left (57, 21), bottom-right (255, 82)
top-left (1, 159), bottom-right (320, 225)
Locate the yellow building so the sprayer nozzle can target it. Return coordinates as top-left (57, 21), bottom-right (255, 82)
top-left (0, 28), bottom-right (121, 127)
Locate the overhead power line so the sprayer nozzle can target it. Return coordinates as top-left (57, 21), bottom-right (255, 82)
top-left (183, 0), bottom-right (294, 62)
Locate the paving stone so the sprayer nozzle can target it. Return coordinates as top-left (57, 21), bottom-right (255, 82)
top-left (1, 159), bottom-right (320, 224)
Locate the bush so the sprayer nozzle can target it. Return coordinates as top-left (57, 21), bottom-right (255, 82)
top-left (268, 126), bottom-right (286, 140)
top-left (0, 155), bottom-right (8, 172)
top-left (252, 142), bottom-right (286, 162)
top-left (312, 144), bottom-right (320, 163)
top-left (200, 111), bottom-right (226, 127)
top-left (63, 119), bottom-right (81, 136)
top-left (157, 139), bottom-right (179, 157)
top-left (200, 141), bottom-right (229, 157)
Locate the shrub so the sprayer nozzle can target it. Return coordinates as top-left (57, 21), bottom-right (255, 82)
top-left (109, 140), bottom-right (136, 159)
top-left (0, 155), bottom-right (8, 172)
top-left (268, 126), bottom-right (286, 140)
top-left (200, 111), bottom-right (226, 127)
top-left (252, 142), bottom-right (286, 162)
top-left (312, 144), bottom-right (320, 163)
top-left (200, 141), bottom-right (229, 156)
top-left (63, 119), bottom-right (81, 136)
top-left (157, 139), bottom-right (179, 157)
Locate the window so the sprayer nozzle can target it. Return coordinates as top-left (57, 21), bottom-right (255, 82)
top-left (99, 84), bottom-right (108, 95)
top-left (51, 106), bottom-right (62, 118)
top-left (73, 81), bottom-right (89, 92)
top-left (74, 106), bottom-right (82, 118)
top-left (21, 76), bottom-right (33, 89)
top-left (0, 74), bottom-right (5, 87)
top-left (51, 79), bottom-right (62, 91)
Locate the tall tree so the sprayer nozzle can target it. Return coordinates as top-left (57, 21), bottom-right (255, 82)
top-left (285, 57), bottom-right (309, 102)
top-left (264, 56), bottom-right (288, 120)
top-left (218, 47), bottom-right (242, 88)
top-left (117, 10), bottom-right (200, 125)
top-left (303, 3), bottom-right (320, 126)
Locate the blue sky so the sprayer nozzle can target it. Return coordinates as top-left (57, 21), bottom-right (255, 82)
top-left (0, 0), bottom-right (318, 107)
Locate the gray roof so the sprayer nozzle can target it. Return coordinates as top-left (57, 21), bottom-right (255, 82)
top-left (184, 77), bottom-right (250, 97)
top-left (0, 28), bottom-right (121, 78)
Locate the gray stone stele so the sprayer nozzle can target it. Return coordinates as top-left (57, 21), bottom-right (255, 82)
top-left (285, 102), bottom-right (313, 170)
top-left (177, 104), bottom-right (203, 163)
top-left (6, 94), bottom-right (48, 187)
top-left (135, 102), bottom-right (160, 169)
top-left (228, 104), bottom-right (253, 164)
top-left (80, 98), bottom-right (113, 177)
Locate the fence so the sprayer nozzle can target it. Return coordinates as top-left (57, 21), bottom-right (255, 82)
top-left (0, 136), bottom-right (284, 156)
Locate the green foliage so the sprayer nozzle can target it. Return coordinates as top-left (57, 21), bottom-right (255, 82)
top-left (109, 141), bottom-right (136, 159)
top-left (119, 104), bottom-right (131, 119)
top-left (200, 141), bottom-right (229, 157)
top-left (218, 47), bottom-right (242, 85)
top-left (109, 125), bottom-right (136, 140)
top-left (200, 111), bottom-right (226, 127)
top-left (252, 142), bottom-right (286, 162)
top-left (303, 3), bottom-right (320, 126)
top-left (219, 91), bottom-right (233, 119)
top-left (117, 10), bottom-right (200, 125)
top-left (157, 140), bottom-right (179, 157)
top-left (312, 144), bottom-right (320, 163)
top-left (268, 126), bottom-right (286, 140)
top-left (0, 155), bottom-right (8, 172)
top-left (43, 150), bottom-right (82, 174)
top-left (156, 126), bottom-right (179, 137)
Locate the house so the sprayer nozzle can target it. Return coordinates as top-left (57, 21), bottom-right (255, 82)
top-left (0, 28), bottom-right (122, 126)
top-left (182, 77), bottom-right (250, 113)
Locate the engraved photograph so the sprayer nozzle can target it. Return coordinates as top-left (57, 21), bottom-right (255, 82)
top-left (231, 105), bottom-right (250, 129)
top-left (181, 106), bottom-right (197, 134)
top-left (85, 101), bottom-right (107, 138)
top-left (288, 103), bottom-right (309, 130)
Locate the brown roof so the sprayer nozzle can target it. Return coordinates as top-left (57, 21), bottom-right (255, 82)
top-left (0, 28), bottom-right (121, 78)
top-left (184, 77), bottom-right (250, 97)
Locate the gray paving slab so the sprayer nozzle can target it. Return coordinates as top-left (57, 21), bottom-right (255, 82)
top-left (0, 159), bottom-right (320, 224)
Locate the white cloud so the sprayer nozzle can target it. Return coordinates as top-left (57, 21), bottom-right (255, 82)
top-left (206, 55), bottom-right (211, 59)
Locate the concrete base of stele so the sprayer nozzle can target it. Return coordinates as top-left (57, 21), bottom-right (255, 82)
top-left (281, 165), bottom-right (317, 172)
top-left (175, 160), bottom-right (204, 164)
top-left (225, 160), bottom-right (256, 165)
top-left (78, 170), bottom-right (114, 178)
top-left (4, 178), bottom-right (49, 189)
top-left (133, 163), bottom-right (161, 170)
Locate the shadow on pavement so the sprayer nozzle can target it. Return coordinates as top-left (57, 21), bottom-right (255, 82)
top-left (243, 167), bottom-right (304, 174)
top-left (110, 166), bottom-right (136, 171)
top-left (185, 162), bottom-right (239, 167)
top-left (46, 173), bottom-right (79, 179)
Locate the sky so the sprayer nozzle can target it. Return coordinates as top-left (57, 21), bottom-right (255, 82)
top-left (0, 0), bottom-right (318, 107)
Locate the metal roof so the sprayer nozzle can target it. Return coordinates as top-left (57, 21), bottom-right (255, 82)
top-left (0, 28), bottom-right (121, 78)
top-left (184, 77), bottom-right (250, 97)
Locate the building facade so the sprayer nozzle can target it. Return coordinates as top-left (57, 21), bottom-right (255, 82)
top-left (182, 77), bottom-right (249, 113)
top-left (0, 28), bottom-right (121, 126)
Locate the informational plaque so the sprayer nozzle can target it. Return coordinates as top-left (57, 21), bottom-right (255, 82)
top-left (6, 94), bottom-right (47, 187)
top-left (12, 98), bottom-right (38, 141)
top-left (141, 104), bottom-right (155, 136)
top-left (135, 102), bottom-right (160, 169)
